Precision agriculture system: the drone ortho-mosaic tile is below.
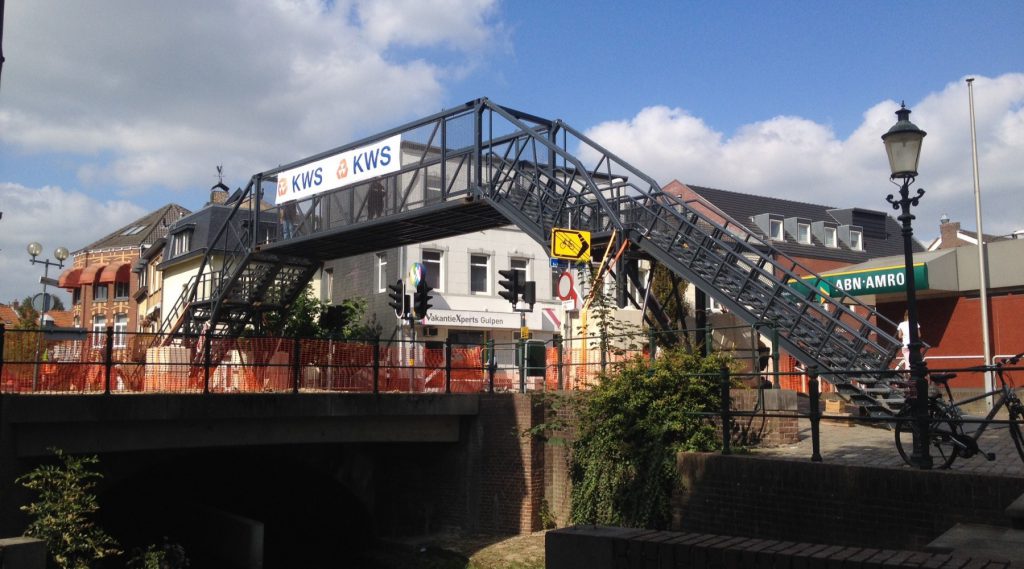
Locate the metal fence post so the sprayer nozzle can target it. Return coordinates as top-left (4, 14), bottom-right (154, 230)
top-left (372, 336), bottom-right (380, 395)
top-left (809, 366), bottom-right (822, 462)
top-left (720, 364), bottom-right (731, 455)
top-left (292, 339), bottom-right (302, 394)
top-left (444, 337), bottom-right (452, 394)
top-left (518, 337), bottom-right (526, 393)
top-left (104, 326), bottom-right (114, 395)
top-left (203, 333), bottom-right (212, 395)
top-left (771, 324), bottom-right (780, 389)
top-left (487, 338), bottom-right (495, 393)
top-left (555, 335), bottom-right (564, 391)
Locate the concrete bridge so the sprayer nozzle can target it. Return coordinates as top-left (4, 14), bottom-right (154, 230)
top-left (0, 391), bottom-right (557, 566)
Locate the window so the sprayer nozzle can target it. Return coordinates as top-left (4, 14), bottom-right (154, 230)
top-left (93, 284), bottom-right (109, 302)
top-left (798, 223), bottom-right (811, 244)
top-left (511, 258), bottom-right (528, 287)
top-left (72, 288), bottom-right (81, 305)
top-left (824, 227), bottom-right (838, 248)
top-left (551, 265), bottom-right (563, 298)
top-left (92, 315), bottom-right (106, 348)
top-left (850, 229), bottom-right (863, 251)
top-left (138, 266), bottom-right (148, 289)
top-left (470, 254), bottom-right (489, 294)
top-left (376, 254), bottom-right (387, 293)
top-left (769, 219), bottom-right (784, 240)
top-left (422, 250), bottom-right (443, 291)
top-left (172, 229), bottom-right (192, 256)
top-left (113, 314), bottom-right (128, 348)
top-left (73, 316), bottom-right (80, 328)
top-left (323, 268), bottom-right (334, 301)
top-left (114, 280), bottom-right (131, 299)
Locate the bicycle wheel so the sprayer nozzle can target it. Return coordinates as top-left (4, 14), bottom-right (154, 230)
top-left (894, 402), bottom-right (959, 469)
top-left (1008, 399), bottom-right (1024, 463)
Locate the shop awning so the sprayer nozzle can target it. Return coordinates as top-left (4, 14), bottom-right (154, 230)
top-left (58, 267), bottom-right (82, 288)
top-left (787, 248), bottom-right (961, 300)
top-left (789, 262), bottom-right (929, 299)
top-left (98, 263), bottom-right (131, 283)
top-left (78, 264), bottom-right (106, 285)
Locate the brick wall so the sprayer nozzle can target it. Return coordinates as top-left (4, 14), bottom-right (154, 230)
top-left (546, 526), bottom-right (1015, 569)
top-left (673, 453), bottom-right (1024, 550)
top-left (369, 391), bottom-right (800, 539)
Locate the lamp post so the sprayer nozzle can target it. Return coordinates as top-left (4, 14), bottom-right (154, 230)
top-left (28, 242), bottom-right (69, 391)
top-left (882, 103), bottom-right (931, 469)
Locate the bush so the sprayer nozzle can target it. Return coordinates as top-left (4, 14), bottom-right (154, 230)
top-left (569, 348), bottom-right (733, 529)
top-left (16, 449), bottom-right (120, 569)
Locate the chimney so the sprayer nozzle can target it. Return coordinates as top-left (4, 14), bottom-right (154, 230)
top-left (939, 220), bottom-right (961, 249)
top-left (210, 181), bottom-right (229, 205)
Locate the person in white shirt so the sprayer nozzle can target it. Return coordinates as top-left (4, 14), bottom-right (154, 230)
top-left (896, 310), bottom-right (920, 370)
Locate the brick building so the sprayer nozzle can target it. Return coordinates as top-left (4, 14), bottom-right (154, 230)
top-left (58, 204), bottom-right (191, 343)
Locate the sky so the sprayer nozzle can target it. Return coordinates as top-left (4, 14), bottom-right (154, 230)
top-left (1, 0), bottom-right (1022, 305)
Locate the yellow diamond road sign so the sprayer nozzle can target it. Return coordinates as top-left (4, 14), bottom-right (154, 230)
top-left (550, 228), bottom-right (591, 261)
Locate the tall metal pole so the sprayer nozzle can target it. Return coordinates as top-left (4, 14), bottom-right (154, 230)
top-left (966, 77), bottom-right (994, 407)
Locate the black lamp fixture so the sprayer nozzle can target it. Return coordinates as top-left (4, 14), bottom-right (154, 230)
top-left (882, 103), bottom-right (932, 469)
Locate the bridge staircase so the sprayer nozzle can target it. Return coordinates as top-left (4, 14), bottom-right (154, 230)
top-left (154, 181), bottom-right (320, 344)
top-left (472, 101), bottom-right (905, 414)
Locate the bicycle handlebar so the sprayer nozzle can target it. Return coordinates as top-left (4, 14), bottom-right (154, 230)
top-left (953, 351), bottom-right (1024, 374)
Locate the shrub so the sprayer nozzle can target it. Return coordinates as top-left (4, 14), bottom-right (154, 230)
top-left (569, 348), bottom-right (733, 529)
top-left (16, 449), bottom-right (120, 569)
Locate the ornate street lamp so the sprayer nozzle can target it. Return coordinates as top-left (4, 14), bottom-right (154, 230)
top-left (28, 242), bottom-right (69, 391)
top-left (882, 104), bottom-right (931, 469)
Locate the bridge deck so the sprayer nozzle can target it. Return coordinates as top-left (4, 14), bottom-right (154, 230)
top-left (260, 198), bottom-right (509, 261)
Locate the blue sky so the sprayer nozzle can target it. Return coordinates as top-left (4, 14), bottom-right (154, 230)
top-left (1, 0), bottom-right (1022, 304)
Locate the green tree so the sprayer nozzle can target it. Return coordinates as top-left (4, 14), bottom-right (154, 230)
top-left (569, 348), bottom-right (733, 529)
top-left (647, 263), bottom-right (691, 347)
top-left (16, 449), bottom-right (120, 569)
top-left (11, 295), bottom-right (66, 329)
top-left (263, 289), bottom-right (380, 339)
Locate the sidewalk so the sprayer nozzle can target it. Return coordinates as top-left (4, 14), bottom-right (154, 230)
top-left (750, 416), bottom-right (1024, 477)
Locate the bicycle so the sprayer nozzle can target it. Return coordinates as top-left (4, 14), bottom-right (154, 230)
top-left (894, 352), bottom-right (1024, 469)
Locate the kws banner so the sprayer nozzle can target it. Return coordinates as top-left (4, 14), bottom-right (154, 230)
top-left (275, 134), bottom-right (402, 205)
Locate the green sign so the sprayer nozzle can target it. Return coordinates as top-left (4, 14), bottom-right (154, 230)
top-left (788, 263), bottom-right (928, 299)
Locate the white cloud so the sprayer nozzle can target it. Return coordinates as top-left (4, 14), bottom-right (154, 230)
top-left (0, 0), bottom-right (501, 195)
top-left (0, 184), bottom-right (148, 305)
top-left (583, 73), bottom-right (1024, 242)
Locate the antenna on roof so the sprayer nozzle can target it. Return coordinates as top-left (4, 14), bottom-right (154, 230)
top-left (216, 164), bottom-right (224, 184)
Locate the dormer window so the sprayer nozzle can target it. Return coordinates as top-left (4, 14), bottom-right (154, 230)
top-left (172, 229), bottom-right (193, 257)
top-left (797, 223), bottom-right (811, 244)
top-left (769, 219), bottom-right (784, 241)
top-left (824, 226), bottom-right (838, 248)
top-left (850, 229), bottom-right (863, 251)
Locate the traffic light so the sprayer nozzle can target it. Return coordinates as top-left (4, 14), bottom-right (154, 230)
top-left (521, 281), bottom-right (536, 306)
top-left (498, 269), bottom-right (522, 305)
top-left (388, 279), bottom-right (408, 318)
top-left (413, 280), bottom-right (434, 319)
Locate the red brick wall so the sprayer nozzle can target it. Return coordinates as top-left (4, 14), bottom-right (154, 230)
top-left (880, 293), bottom-right (1024, 390)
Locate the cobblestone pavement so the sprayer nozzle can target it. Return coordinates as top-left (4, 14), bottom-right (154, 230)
top-left (750, 416), bottom-right (1024, 477)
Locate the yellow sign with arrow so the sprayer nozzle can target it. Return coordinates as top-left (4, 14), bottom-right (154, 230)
top-left (550, 228), bottom-right (591, 262)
